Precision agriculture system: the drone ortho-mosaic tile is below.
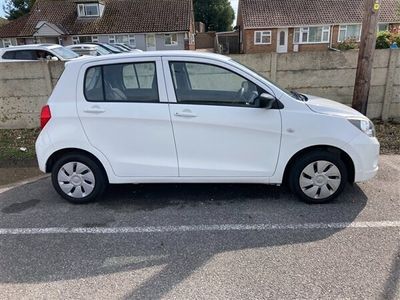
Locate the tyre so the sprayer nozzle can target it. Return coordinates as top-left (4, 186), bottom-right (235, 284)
top-left (51, 153), bottom-right (107, 204)
top-left (289, 151), bottom-right (348, 204)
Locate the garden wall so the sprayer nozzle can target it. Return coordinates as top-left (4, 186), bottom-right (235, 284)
top-left (231, 49), bottom-right (400, 121)
top-left (0, 49), bottom-right (399, 129)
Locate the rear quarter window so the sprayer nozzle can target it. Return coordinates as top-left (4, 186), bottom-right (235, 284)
top-left (2, 51), bottom-right (16, 59)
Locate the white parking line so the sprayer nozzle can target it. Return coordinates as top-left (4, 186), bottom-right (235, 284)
top-left (0, 221), bottom-right (399, 235)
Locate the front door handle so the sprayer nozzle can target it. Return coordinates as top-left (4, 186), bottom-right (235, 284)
top-left (84, 106), bottom-right (106, 114)
top-left (175, 110), bottom-right (197, 118)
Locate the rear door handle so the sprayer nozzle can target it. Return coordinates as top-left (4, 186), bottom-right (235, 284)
top-left (84, 106), bottom-right (106, 114)
top-left (175, 111), bottom-right (197, 118)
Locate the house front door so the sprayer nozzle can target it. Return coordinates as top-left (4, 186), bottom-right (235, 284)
top-left (277, 28), bottom-right (288, 53)
top-left (146, 34), bottom-right (156, 51)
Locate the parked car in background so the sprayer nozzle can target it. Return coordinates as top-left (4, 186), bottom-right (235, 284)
top-left (109, 43), bottom-right (130, 52)
top-left (36, 51), bottom-right (379, 204)
top-left (66, 44), bottom-right (111, 56)
top-left (85, 42), bottom-right (123, 54)
top-left (114, 43), bottom-right (134, 51)
top-left (113, 43), bottom-right (143, 53)
top-left (0, 44), bottom-right (79, 61)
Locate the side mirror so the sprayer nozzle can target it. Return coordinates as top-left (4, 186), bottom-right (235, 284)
top-left (48, 56), bottom-right (59, 61)
top-left (259, 93), bottom-right (276, 109)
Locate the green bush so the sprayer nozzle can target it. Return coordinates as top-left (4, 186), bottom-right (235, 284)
top-left (376, 31), bottom-right (391, 49)
top-left (337, 38), bottom-right (358, 51)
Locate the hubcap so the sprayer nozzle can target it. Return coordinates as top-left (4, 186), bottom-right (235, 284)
top-left (57, 162), bottom-right (95, 198)
top-left (299, 160), bottom-right (341, 199)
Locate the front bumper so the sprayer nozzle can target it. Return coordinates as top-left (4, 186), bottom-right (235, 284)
top-left (348, 134), bottom-right (380, 182)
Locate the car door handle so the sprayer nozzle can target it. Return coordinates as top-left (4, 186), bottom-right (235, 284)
top-left (83, 106), bottom-right (106, 114)
top-left (175, 111), bottom-right (197, 118)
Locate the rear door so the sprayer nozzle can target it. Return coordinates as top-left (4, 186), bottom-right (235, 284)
top-left (77, 57), bottom-right (178, 177)
top-left (163, 57), bottom-right (282, 177)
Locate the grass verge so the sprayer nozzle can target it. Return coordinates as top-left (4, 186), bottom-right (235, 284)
top-left (0, 128), bottom-right (40, 167)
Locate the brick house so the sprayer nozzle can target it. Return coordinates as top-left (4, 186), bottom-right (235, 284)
top-left (0, 0), bottom-right (196, 51)
top-left (237, 0), bottom-right (400, 54)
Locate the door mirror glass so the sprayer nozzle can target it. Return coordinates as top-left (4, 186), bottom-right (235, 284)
top-left (259, 93), bottom-right (276, 109)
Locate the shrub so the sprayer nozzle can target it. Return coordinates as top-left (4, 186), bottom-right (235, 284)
top-left (337, 38), bottom-right (358, 51)
top-left (376, 31), bottom-right (391, 49)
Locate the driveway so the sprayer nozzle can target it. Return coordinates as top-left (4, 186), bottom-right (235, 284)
top-left (0, 155), bottom-right (399, 299)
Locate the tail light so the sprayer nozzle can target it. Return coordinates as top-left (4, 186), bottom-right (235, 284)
top-left (40, 105), bottom-right (51, 129)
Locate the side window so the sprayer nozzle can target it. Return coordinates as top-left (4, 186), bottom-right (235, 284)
top-left (2, 51), bottom-right (16, 59)
top-left (84, 62), bottom-right (159, 102)
top-left (169, 62), bottom-right (264, 107)
top-left (122, 63), bottom-right (156, 89)
top-left (15, 50), bottom-right (37, 60)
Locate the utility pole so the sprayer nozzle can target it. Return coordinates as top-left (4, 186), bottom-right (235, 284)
top-left (352, 0), bottom-right (381, 115)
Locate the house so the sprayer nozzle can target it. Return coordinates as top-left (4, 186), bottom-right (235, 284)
top-left (237, 0), bottom-right (400, 53)
top-left (0, 0), bottom-right (196, 51)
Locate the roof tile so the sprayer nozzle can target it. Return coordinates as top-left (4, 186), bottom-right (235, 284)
top-left (239, 0), bottom-right (400, 28)
top-left (0, 0), bottom-right (192, 38)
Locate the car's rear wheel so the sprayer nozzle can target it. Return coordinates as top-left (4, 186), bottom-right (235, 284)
top-left (51, 153), bottom-right (107, 204)
top-left (289, 151), bottom-right (347, 204)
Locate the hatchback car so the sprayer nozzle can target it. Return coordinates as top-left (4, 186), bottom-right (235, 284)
top-left (0, 44), bottom-right (79, 61)
top-left (36, 51), bottom-right (379, 204)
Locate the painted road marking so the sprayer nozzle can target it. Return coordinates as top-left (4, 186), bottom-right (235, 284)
top-left (0, 221), bottom-right (400, 235)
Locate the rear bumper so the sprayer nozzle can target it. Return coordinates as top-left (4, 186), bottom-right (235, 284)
top-left (349, 134), bottom-right (380, 182)
top-left (35, 130), bottom-right (54, 173)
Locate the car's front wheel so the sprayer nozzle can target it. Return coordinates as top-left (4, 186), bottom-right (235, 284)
top-left (51, 153), bottom-right (107, 204)
top-left (289, 151), bottom-right (348, 204)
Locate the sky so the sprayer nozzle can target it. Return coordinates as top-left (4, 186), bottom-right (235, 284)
top-left (0, 0), bottom-right (5, 18)
top-left (230, 0), bottom-right (239, 18)
top-left (0, 0), bottom-right (239, 20)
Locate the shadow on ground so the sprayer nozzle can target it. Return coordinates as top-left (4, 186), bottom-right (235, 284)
top-left (0, 181), bottom-right (370, 299)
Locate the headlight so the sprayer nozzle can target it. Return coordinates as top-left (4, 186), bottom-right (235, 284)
top-left (348, 118), bottom-right (375, 137)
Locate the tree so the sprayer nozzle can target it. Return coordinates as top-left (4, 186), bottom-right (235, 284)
top-left (352, 0), bottom-right (380, 115)
top-left (3, 0), bottom-right (36, 20)
top-left (193, 0), bottom-right (235, 32)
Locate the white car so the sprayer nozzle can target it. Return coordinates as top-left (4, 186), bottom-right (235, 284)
top-left (66, 44), bottom-right (111, 56)
top-left (0, 44), bottom-right (79, 61)
top-left (35, 51), bottom-right (379, 204)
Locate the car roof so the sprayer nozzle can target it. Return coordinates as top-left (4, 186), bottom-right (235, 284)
top-left (1, 44), bottom-right (62, 51)
top-left (66, 44), bottom-right (98, 49)
top-left (66, 50), bottom-right (231, 66)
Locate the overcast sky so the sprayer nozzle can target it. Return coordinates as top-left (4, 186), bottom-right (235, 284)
top-left (0, 0), bottom-right (5, 18)
top-left (0, 0), bottom-right (239, 21)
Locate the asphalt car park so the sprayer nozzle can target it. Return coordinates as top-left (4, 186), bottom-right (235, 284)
top-left (0, 155), bottom-right (399, 299)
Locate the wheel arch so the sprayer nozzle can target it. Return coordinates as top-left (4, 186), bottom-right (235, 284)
top-left (282, 145), bottom-right (355, 184)
top-left (45, 148), bottom-right (109, 182)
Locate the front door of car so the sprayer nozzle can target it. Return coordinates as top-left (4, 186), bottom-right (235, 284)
top-left (163, 58), bottom-right (282, 177)
top-left (77, 57), bottom-right (178, 177)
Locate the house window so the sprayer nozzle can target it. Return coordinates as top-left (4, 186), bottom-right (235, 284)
top-left (72, 36), bottom-right (98, 44)
top-left (294, 26), bottom-right (330, 44)
top-left (254, 31), bottom-right (271, 44)
top-left (338, 24), bottom-right (362, 42)
top-left (165, 33), bottom-right (178, 46)
top-left (77, 3), bottom-right (99, 17)
top-left (2, 38), bottom-right (12, 47)
top-left (109, 35), bottom-right (136, 46)
top-left (378, 23), bottom-right (389, 32)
